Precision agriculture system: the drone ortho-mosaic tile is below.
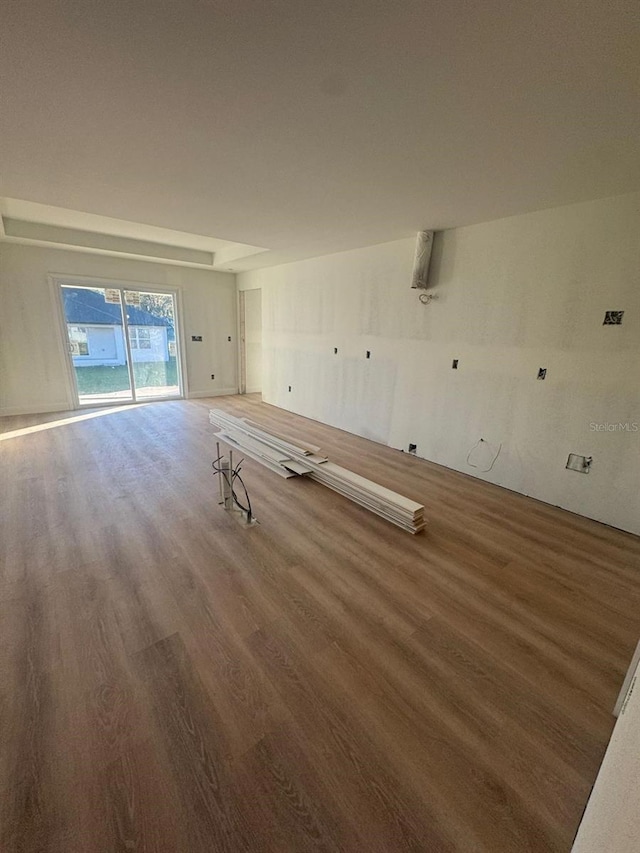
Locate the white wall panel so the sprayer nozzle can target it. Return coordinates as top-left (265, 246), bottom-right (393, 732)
top-left (239, 192), bottom-right (640, 534)
top-left (0, 243), bottom-right (237, 413)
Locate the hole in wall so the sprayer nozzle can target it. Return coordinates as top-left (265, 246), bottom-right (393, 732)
top-left (537, 368), bottom-right (547, 380)
top-left (566, 453), bottom-right (592, 473)
top-left (603, 310), bottom-right (624, 325)
top-left (452, 359), bottom-right (458, 369)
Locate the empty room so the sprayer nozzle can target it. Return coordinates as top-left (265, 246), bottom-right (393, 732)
top-left (1, 1), bottom-right (639, 851)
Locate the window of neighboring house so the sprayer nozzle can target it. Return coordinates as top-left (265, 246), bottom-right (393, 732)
top-left (129, 327), bottom-right (152, 349)
top-left (68, 326), bottom-right (89, 355)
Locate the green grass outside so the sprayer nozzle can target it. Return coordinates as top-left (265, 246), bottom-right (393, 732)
top-left (75, 357), bottom-right (179, 395)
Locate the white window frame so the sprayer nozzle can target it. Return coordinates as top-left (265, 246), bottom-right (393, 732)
top-left (67, 325), bottom-right (90, 356)
top-left (128, 326), bottom-right (153, 349)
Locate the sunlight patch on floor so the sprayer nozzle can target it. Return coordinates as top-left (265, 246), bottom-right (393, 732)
top-left (0, 404), bottom-right (151, 441)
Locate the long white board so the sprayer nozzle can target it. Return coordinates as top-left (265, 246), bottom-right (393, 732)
top-left (210, 409), bottom-right (426, 534)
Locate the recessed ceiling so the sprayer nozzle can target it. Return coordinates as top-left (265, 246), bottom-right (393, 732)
top-left (1, 0), bottom-right (639, 270)
top-left (0, 198), bottom-right (267, 270)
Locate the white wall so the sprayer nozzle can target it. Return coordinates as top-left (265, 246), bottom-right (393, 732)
top-left (239, 192), bottom-right (640, 534)
top-left (0, 243), bottom-right (238, 414)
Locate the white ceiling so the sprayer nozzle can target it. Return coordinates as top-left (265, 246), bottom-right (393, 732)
top-left (1, 0), bottom-right (639, 271)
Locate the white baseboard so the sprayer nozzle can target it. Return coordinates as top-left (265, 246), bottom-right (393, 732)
top-left (0, 401), bottom-right (72, 417)
top-left (187, 387), bottom-right (238, 399)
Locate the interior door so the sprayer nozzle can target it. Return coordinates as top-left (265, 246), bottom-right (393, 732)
top-left (240, 288), bottom-right (262, 394)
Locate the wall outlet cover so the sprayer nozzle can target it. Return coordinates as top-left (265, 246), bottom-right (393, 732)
top-left (566, 453), bottom-right (592, 473)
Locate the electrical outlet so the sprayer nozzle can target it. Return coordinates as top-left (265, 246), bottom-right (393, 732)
top-left (288, 385), bottom-right (292, 392)
top-left (227, 335), bottom-right (232, 341)
top-left (211, 374), bottom-right (215, 380)
top-left (566, 453), bottom-right (592, 473)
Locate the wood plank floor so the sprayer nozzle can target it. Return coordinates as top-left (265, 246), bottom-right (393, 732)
top-left (1, 395), bottom-right (639, 852)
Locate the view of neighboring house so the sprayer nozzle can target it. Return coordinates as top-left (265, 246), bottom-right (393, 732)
top-left (62, 287), bottom-right (175, 367)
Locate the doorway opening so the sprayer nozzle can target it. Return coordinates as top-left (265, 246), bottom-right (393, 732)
top-left (58, 283), bottom-right (183, 406)
top-left (239, 288), bottom-right (262, 394)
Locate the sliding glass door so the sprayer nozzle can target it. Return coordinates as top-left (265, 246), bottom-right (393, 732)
top-left (60, 284), bottom-right (182, 406)
top-left (124, 290), bottom-right (180, 400)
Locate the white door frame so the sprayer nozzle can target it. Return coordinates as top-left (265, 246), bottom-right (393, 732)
top-left (238, 289), bottom-right (247, 394)
top-left (49, 273), bottom-right (187, 408)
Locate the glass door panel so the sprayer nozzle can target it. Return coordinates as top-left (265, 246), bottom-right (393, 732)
top-left (124, 290), bottom-right (181, 400)
top-left (61, 285), bottom-right (133, 404)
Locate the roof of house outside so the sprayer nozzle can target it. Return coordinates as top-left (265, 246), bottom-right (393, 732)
top-left (63, 287), bottom-right (174, 328)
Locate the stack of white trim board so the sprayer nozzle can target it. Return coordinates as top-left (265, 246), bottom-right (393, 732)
top-left (209, 409), bottom-right (426, 534)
